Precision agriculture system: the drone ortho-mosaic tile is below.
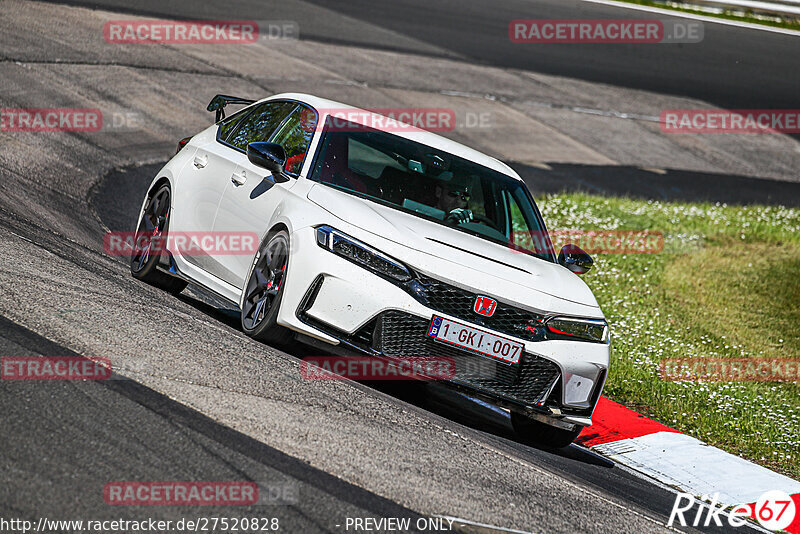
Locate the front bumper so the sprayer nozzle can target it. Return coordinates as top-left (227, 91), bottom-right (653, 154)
top-left (277, 227), bottom-right (610, 427)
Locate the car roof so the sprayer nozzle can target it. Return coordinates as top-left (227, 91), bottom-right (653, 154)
top-left (256, 92), bottom-right (523, 181)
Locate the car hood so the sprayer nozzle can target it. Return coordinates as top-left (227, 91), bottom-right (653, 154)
top-left (307, 184), bottom-right (600, 309)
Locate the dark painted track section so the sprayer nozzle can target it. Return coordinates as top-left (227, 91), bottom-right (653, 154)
top-left (0, 315), bottom-right (428, 533)
top-left (303, 0), bottom-right (800, 111)
top-left (45, 0), bottom-right (800, 110)
top-left (515, 163), bottom-right (800, 206)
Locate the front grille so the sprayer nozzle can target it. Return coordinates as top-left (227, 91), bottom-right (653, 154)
top-left (413, 274), bottom-right (547, 341)
top-left (378, 311), bottom-right (560, 406)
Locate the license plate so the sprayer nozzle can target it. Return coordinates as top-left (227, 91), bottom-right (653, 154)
top-left (427, 315), bottom-right (523, 365)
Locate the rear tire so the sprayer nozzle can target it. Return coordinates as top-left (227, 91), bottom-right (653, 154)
top-left (240, 230), bottom-right (293, 346)
top-left (511, 412), bottom-right (582, 448)
top-left (130, 183), bottom-right (188, 295)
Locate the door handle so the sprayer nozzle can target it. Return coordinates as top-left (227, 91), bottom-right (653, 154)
top-left (231, 170), bottom-right (247, 186)
top-left (193, 154), bottom-right (208, 169)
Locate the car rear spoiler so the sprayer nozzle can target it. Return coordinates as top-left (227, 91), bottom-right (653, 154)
top-left (207, 94), bottom-right (256, 122)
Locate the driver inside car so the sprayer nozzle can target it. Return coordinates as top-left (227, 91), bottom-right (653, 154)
top-left (434, 173), bottom-right (473, 224)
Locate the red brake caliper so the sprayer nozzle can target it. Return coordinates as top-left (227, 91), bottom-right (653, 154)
top-left (276, 264), bottom-right (287, 291)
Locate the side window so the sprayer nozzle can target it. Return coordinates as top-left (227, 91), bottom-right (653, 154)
top-left (226, 101), bottom-right (296, 151)
top-left (506, 190), bottom-right (549, 256)
top-left (217, 106), bottom-right (254, 142)
top-left (507, 193), bottom-right (527, 238)
top-left (269, 106), bottom-right (318, 175)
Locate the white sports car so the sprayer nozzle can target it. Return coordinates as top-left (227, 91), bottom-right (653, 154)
top-left (131, 93), bottom-right (609, 447)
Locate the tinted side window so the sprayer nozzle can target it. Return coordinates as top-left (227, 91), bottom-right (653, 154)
top-left (227, 101), bottom-right (296, 151)
top-left (269, 106), bottom-right (318, 175)
top-left (217, 106), bottom-right (254, 142)
top-left (506, 189), bottom-right (551, 258)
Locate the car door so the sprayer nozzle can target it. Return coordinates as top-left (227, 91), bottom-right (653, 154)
top-left (170, 109), bottom-right (257, 278)
top-left (213, 104), bottom-right (318, 288)
top-left (171, 108), bottom-right (252, 237)
top-left (174, 100), bottom-right (296, 283)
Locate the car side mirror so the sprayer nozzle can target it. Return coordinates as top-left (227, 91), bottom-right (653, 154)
top-left (558, 244), bottom-right (593, 274)
top-left (247, 142), bottom-right (290, 183)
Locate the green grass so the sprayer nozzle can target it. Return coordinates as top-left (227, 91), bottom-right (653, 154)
top-left (664, 241), bottom-right (800, 359)
top-left (611, 0), bottom-right (800, 31)
top-left (538, 194), bottom-right (800, 479)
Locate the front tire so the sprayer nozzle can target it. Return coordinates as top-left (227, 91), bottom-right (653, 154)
top-left (240, 230), bottom-right (293, 346)
top-left (130, 183), bottom-right (188, 294)
top-left (511, 412), bottom-right (582, 449)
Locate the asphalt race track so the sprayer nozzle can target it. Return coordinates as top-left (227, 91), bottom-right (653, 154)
top-left (1, 0), bottom-right (798, 532)
top-left (0, 316), bottom-right (431, 532)
top-left (43, 0), bottom-right (800, 110)
top-left (88, 162), bottom-right (767, 534)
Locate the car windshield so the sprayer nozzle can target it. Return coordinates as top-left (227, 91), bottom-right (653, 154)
top-left (308, 116), bottom-right (555, 261)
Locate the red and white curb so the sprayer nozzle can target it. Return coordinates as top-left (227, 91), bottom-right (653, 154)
top-left (577, 397), bottom-right (800, 532)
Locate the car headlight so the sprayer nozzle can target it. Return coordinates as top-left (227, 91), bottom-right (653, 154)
top-left (316, 226), bottom-right (412, 282)
top-left (546, 317), bottom-right (609, 343)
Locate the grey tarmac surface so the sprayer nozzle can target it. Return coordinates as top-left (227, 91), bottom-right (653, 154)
top-left (0, 1), bottom-right (795, 533)
top-left (0, 191), bottom-right (757, 534)
top-left (0, 190), bottom-right (690, 534)
top-left (0, 316), bottom-right (430, 534)
top-left (41, 0), bottom-right (800, 111)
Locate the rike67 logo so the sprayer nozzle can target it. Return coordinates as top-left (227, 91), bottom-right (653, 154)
top-left (668, 490), bottom-right (797, 531)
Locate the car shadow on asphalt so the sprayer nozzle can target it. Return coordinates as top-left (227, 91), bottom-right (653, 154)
top-left (375, 380), bottom-right (616, 469)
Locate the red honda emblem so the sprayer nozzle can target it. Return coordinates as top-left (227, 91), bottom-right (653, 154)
top-left (473, 296), bottom-right (497, 317)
